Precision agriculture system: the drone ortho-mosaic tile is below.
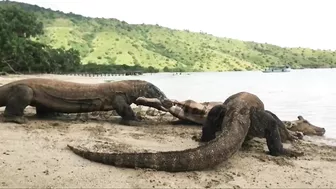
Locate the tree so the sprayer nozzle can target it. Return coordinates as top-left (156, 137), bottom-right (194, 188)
top-left (0, 4), bottom-right (81, 73)
top-left (163, 66), bottom-right (170, 72)
top-left (0, 5), bottom-right (43, 38)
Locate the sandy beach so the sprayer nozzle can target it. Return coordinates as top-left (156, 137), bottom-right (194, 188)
top-left (0, 74), bottom-right (335, 188)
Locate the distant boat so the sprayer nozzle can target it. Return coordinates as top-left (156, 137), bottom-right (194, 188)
top-left (262, 66), bottom-right (291, 73)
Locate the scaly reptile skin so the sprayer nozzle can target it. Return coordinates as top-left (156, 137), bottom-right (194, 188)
top-left (67, 92), bottom-right (303, 172)
top-left (0, 78), bottom-right (167, 125)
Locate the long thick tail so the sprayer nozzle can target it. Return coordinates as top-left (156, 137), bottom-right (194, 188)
top-left (67, 134), bottom-right (238, 172)
top-left (67, 108), bottom-right (250, 172)
top-left (67, 144), bottom-right (212, 172)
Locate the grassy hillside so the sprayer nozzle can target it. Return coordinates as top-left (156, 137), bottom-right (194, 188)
top-left (3, 1), bottom-right (336, 72)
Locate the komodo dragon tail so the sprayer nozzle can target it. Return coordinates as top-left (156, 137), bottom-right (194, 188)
top-left (67, 107), bottom-right (250, 172)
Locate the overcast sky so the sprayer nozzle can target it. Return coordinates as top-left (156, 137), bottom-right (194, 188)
top-left (14, 0), bottom-right (336, 50)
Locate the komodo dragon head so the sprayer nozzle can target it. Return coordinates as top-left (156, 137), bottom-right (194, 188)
top-left (142, 83), bottom-right (167, 101)
top-left (283, 115), bottom-right (326, 136)
top-left (133, 81), bottom-right (172, 110)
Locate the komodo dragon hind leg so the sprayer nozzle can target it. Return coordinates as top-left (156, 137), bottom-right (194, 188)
top-left (250, 108), bottom-right (304, 157)
top-left (112, 95), bottom-right (141, 126)
top-left (35, 106), bottom-right (61, 120)
top-left (3, 85), bottom-right (33, 124)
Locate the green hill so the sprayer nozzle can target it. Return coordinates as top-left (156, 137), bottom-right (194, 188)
top-left (2, 1), bottom-right (336, 72)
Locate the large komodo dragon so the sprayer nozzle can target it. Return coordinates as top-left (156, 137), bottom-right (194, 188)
top-left (137, 97), bottom-right (326, 138)
top-left (0, 78), bottom-right (168, 125)
top-left (175, 101), bottom-right (325, 136)
top-left (67, 91), bottom-right (303, 172)
top-left (136, 97), bottom-right (317, 143)
top-left (171, 100), bottom-right (325, 137)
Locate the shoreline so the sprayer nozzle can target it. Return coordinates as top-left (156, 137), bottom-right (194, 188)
top-left (0, 75), bottom-right (335, 188)
top-left (0, 67), bottom-right (335, 78)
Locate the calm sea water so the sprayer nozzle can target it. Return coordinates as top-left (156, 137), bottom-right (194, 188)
top-left (103, 68), bottom-right (336, 144)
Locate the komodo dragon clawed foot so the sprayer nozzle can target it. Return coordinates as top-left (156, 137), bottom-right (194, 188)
top-left (119, 119), bottom-right (142, 126)
top-left (113, 96), bottom-right (144, 126)
top-left (3, 116), bottom-right (28, 124)
top-left (35, 107), bottom-right (62, 119)
top-left (272, 148), bottom-right (304, 158)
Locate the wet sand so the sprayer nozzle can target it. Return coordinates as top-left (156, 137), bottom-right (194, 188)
top-left (0, 74), bottom-right (335, 188)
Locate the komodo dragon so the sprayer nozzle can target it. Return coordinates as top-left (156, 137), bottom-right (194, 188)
top-left (0, 78), bottom-right (168, 125)
top-left (169, 100), bottom-right (326, 138)
top-left (67, 91), bottom-right (303, 172)
top-left (135, 97), bottom-right (311, 142)
top-left (140, 98), bottom-right (325, 137)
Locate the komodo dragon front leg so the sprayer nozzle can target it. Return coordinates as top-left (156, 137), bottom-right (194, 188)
top-left (265, 110), bottom-right (303, 141)
top-left (248, 108), bottom-right (303, 156)
top-left (112, 94), bottom-right (141, 126)
top-left (35, 106), bottom-right (63, 119)
top-left (3, 85), bottom-right (34, 124)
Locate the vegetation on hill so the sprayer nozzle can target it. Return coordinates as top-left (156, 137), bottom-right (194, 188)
top-left (1, 1), bottom-right (336, 73)
top-left (0, 2), bottom-right (157, 74)
top-left (0, 4), bottom-right (81, 74)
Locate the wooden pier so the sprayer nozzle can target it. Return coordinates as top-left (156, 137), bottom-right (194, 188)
top-left (51, 71), bottom-right (144, 77)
